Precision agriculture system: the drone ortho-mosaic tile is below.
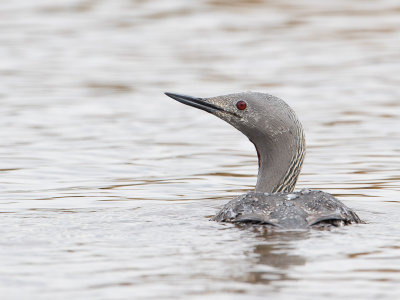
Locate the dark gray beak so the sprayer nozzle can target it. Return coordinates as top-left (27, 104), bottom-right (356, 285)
top-left (165, 92), bottom-right (224, 115)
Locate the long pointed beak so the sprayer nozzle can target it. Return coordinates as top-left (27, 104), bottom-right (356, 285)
top-left (165, 92), bottom-right (224, 115)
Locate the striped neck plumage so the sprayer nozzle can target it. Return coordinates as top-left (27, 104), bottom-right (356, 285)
top-left (254, 121), bottom-right (306, 194)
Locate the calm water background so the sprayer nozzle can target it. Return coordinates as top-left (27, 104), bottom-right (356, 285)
top-left (1, 0), bottom-right (400, 299)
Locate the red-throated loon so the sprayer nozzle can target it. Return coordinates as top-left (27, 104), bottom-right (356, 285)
top-left (165, 92), bottom-right (361, 229)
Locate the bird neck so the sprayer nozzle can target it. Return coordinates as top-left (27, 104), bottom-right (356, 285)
top-left (253, 130), bottom-right (305, 194)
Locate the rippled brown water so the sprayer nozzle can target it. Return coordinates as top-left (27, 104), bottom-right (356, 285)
top-left (1, 0), bottom-right (400, 299)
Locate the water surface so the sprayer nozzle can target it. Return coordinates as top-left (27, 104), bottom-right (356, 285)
top-left (1, 0), bottom-right (400, 299)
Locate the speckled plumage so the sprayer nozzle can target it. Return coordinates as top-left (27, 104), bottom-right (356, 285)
top-left (212, 189), bottom-right (361, 229)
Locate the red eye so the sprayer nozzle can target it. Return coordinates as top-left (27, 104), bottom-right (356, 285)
top-left (236, 101), bottom-right (247, 110)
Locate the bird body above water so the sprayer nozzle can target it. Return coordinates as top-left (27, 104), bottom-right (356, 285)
top-left (212, 189), bottom-right (361, 229)
top-left (165, 91), bottom-right (361, 229)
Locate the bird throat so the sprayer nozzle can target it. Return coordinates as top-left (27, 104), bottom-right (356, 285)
top-left (253, 138), bottom-right (304, 194)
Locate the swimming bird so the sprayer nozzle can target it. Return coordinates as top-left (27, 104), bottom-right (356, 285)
top-left (165, 92), bottom-right (361, 229)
